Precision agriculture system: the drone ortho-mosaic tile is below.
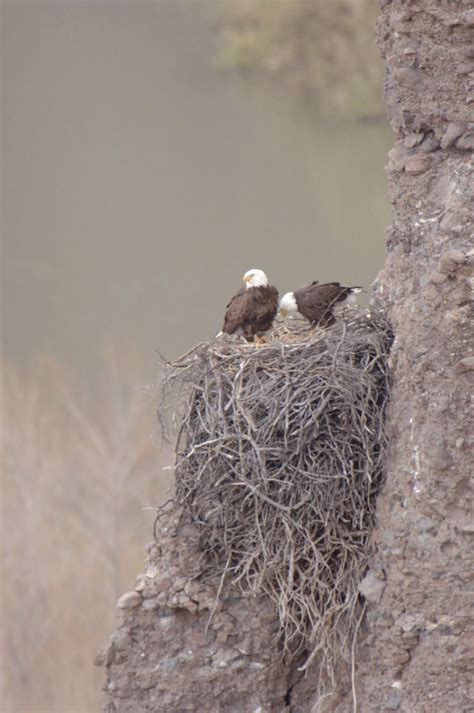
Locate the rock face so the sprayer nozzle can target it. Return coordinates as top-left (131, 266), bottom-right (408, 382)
top-left (101, 1), bottom-right (473, 710)
top-left (99, 514), bottom-right (291, 712)
top-left (324, 2), bottom-right (473, 711)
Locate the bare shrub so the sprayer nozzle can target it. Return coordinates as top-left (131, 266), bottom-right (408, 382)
top-left (158, 310), bottom-right (392, 688)
top-left (1, 349), bottom-right (170, 712)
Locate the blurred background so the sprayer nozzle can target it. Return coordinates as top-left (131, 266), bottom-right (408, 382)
top-left (1, 1), bottom-right (391, 710)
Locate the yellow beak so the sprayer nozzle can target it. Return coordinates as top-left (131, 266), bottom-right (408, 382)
top-left (243, 274), bottom-right (251, 283)
top-left (280, 308), bottom-right (287, 318)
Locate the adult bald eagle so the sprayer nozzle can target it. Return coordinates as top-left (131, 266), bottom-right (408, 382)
top-left (222, 268), bottom-right (279, 342)
top-left (279, 281), bottom-right (362, 327)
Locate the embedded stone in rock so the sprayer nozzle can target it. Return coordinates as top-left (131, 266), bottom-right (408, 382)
top-left (458, 61), bottom-right (474, 75)
top-left (453, 356), bottom-right (474, 374)
top-left (396, 614), bottom-right (424, 633)
top-left (458, 521), bottom-right (474, 534)
top-left (456, 133), bottom-right (474, 150)
top-left (388, 144), bottom-right (410, 171)
top-left (404, 132), bottom-right (424, 149)
top-left (117, 591), bottom-right (142, 609)
top-left (145, 565), bottom-right (159, 579)
top-left (385, 690), bottom-right (402, 710)
top-left (438, 250), bottom-right (466, 274)
top-left (422, 285), bottom-right (442, 306)
top-left (142, 598), bottom-right (160, 611)
top-left (393, 67), bottom-right (423, 89)
top-left (358, 570), bottom-right (386, 604)
top-left (392, 651), bottom-right (410, 666)
top-left (429, 272), bottom-right (448, 285)
top-left (392, 10), bottom-right (413, 23)
top-left (94, 645), bottom-right (114, 667)
top-left (440, 123), bottom-right (465, 149)
top-left (419, 133), bottom-right (440, 153)
top-left (405, 153), bottom-right (432, 175)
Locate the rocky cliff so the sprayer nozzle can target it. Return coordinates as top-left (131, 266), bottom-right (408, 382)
top-left (99, 2), bottom-right (473, 711)
top-left (331, 2), bottom-right (474, 710)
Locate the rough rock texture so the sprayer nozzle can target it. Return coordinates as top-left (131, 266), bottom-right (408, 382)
top-left (325, 1), bottom-right (473, 711)
top-left (101, 1), bottom-right (473, 710)
top-left (98, 513), bottom-right (291, 712)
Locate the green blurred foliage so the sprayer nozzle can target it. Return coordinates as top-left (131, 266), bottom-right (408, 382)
top-left (215, 0), bottom-right (384, 118)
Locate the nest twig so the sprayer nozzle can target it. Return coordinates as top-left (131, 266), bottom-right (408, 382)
top-left (157, 308), bottom-right (392, 685)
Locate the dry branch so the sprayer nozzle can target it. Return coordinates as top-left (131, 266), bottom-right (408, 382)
top-left (157, 309), bottom-right (392, 687)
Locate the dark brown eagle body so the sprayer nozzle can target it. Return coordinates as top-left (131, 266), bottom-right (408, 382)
top-left (294, 281), bottom-right (359, 326)
top-left (222, 285), bottom-right (279, 341)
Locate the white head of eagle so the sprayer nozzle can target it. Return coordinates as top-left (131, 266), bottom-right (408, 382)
top-left (243, 268), bottom-right (268, 289)
top-left (279, 292), bottom-right (298, 317)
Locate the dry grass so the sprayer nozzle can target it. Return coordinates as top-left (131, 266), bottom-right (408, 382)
top-left (1, 349), bottom-right (171, 712)
top-left (158, 308), bottom-right (392, 687)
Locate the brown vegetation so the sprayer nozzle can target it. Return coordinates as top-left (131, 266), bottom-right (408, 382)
top-left (164, 311), bottom-right (391, 674)
top-left (1, 349), bottom-right (171, 712)
top-left (101, 311), bottom-right (392, 710)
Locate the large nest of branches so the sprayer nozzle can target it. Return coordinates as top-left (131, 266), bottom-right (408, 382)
top-left (158, 309), bottom-right (392, 679)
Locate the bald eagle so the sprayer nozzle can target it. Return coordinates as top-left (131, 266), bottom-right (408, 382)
top-left (222, 269), bottom-right (279, 342)
top-left (279, 281), bottom-right (361, 327)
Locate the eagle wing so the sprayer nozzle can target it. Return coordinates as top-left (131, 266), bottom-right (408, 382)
top-left (222, 288), bottom-right (255, 334)
top-left (298, 280), bottom-right (319, 291)
top-left (222, 285), bottom-right (279, 337)
top-left (295, 282), bottom-right (349, 324)
top-left (252, 285), bottom-right (279, 335)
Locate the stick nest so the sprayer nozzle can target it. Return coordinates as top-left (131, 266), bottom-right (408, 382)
top-left (158, 309), bottom-right (392, 677)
